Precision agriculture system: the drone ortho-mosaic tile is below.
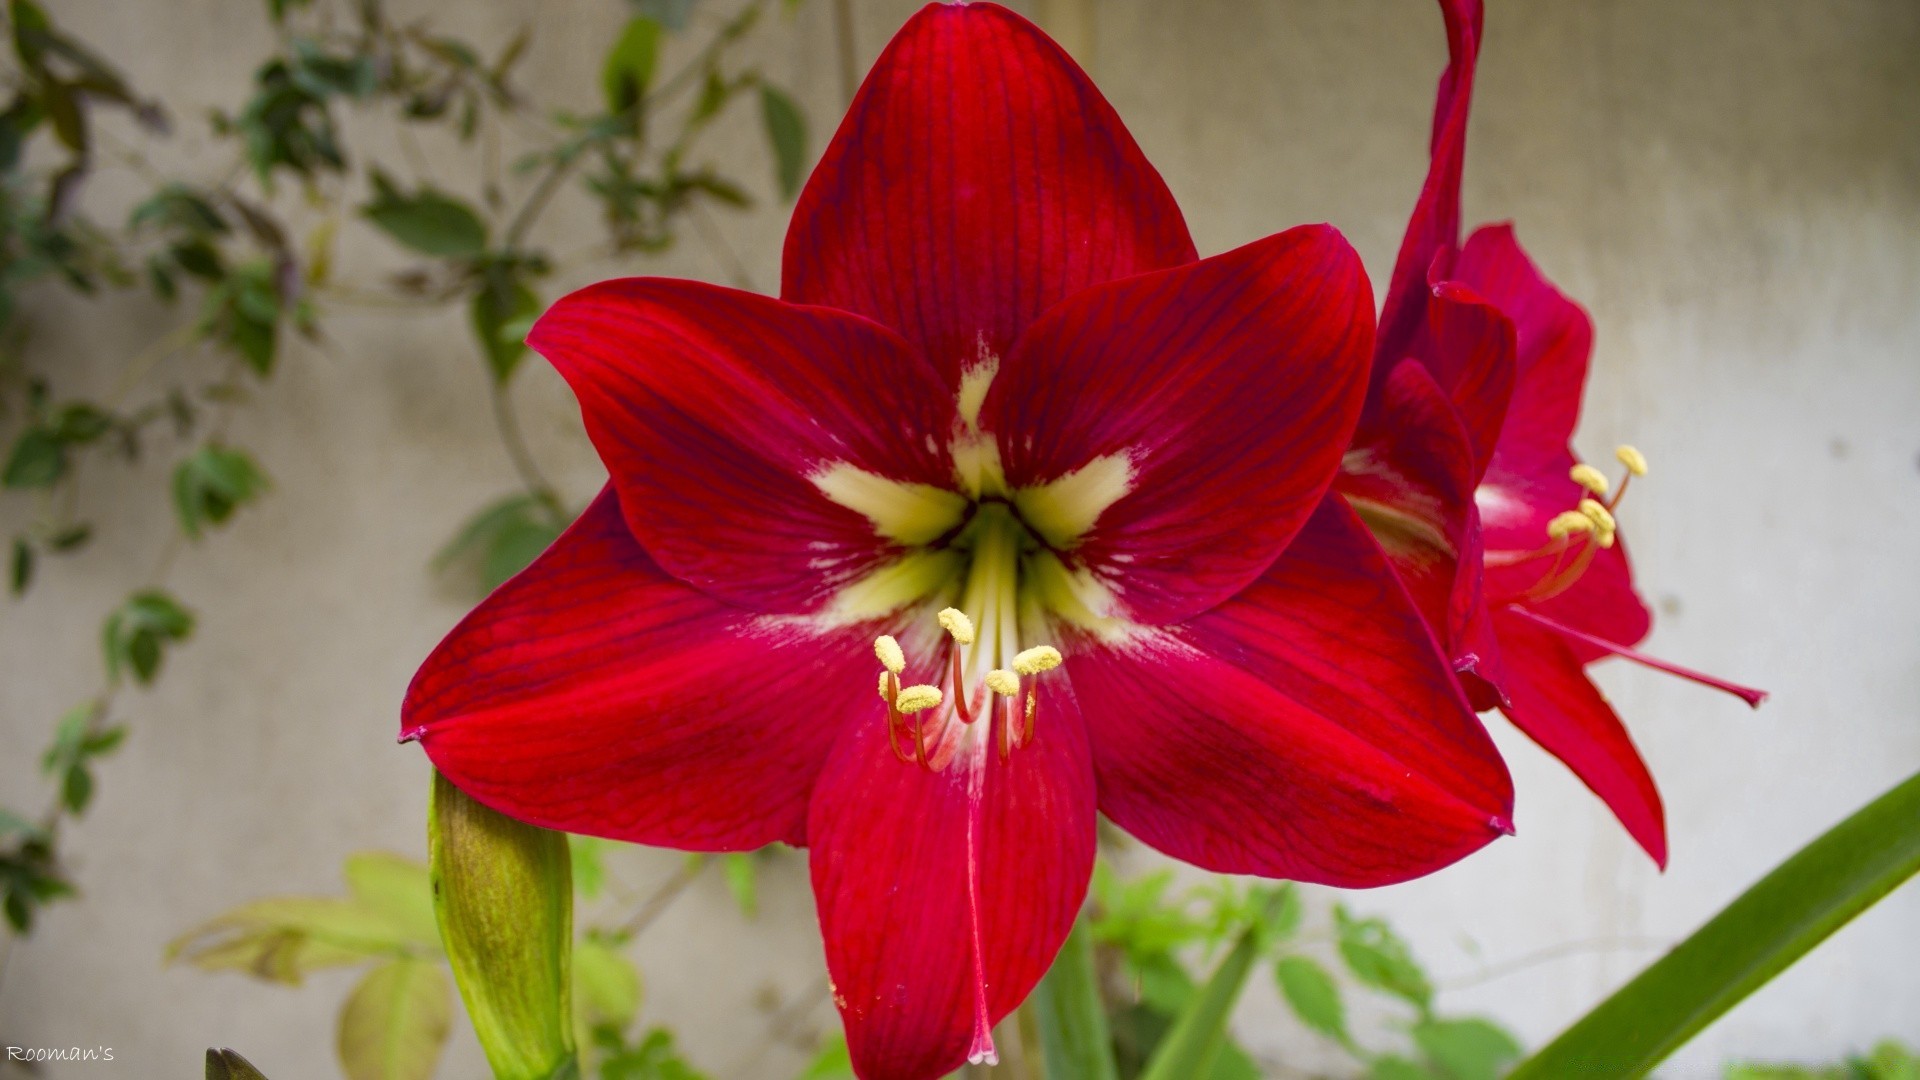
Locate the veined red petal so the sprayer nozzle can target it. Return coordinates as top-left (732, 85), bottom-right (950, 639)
top-left (527, 279), bottom-right (956, 614)
top-left (782, 1), bottom-right (1196, 385)
top-left (1455, 223), bottom-right (1593, 478)
top-left (1341, 360), bottom-right (1486, 671)
top-left (1075, 498), bottom-right (1512, 887)
top-left (1427, 277), bottom-right (1516, 480)
top-left (988, 225), bottom-right (1374, 625)
top-left (808, 688), bottom-right (1095, 1080)
top-left (1373, 0), bottom-right (1484, 385)
top-left (1492, 608), bottom-right (1667, 867)
top-left (403, 488), bottom-right (875, 849)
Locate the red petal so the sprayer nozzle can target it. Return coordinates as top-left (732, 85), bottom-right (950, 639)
top-left (782, 1), bottom-right (1195, 385)
top-left (1427, 277), bottom-right (1516, 480)
top-left (1373, 0), bottom-right (1484, 382)
top-left (527, 278), bottom-right (956, 613)
top-left (808, 689), bottom-right (1095, 1079)
top-left (1492, 608), bottom-right (1667, 866)
top-left (1454, 223), bottom-right (1593, 478)
top-left (1075, 497), bottom-right (1513, 886)
top-left (1339, 361), bottom-right (1504, 705)
top-left (988, 226), bottom-right (1374, 625)
top-left (404, 488), bottom-right (876, 849)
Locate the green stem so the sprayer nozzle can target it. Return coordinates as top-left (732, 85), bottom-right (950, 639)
top-left (1028, 916), bottom-right (1119, 1080)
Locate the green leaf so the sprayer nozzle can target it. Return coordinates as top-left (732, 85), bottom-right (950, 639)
top-left (721, 852), bottom-right (757, 918)
top-left (757, 84), bottom-right (806, 200)
top-left (362, 179), bottom-right (488, 259)
top-left (1370, 1056), bottom-right (1441, 1080)
top-left (1412, 1018), bottom-right (1522, 1080)
top-left (102, 589), bottom-right (194, 685)
top-left (206, 1048), bottom-right (273, 1080)
top-left (1510, 769), bottom-right (1920, 1080)
top-left (60, 764), bottom-right (92, 813)
top-left (568, 835), bottom-right (607, 899)
top-left (1137, 891), bottom-right (1281, 1080)
top-left (1030, 916), bottom-right (1120, 1080)
top-left (337, 959), bottom-right (453, 1080)
top-left (343, 852), bottom-right (441, 949)
top-left (3, 427), bottom-right (65, 488)
top-left (429, 771), bottom-right (576, 1080)
top-left (1275, 956), bottom-right (1347, 1044)
top-left (601, 17), bottom-right (662, 114)
top-left (469, 268), bottom-right (540, 384)
top-left (173, 444), bottom-right (270, 538)
top-left (797, 1033), bottom-right (854, 1079)
top-left (1335, 906), bottom-right (1433, 1010)
top-left (572, 933), bottom-right (641, 1033)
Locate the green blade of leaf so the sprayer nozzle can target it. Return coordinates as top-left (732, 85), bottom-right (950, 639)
top-left (601, 16), bottom-right (662, 114)
top-left (336, 959), bottom-right (453, 1080)
top-left (1510, 768), bottom-right (1920, 1080)
top-left (1030, 915), bottom-right (1121, 1080)
top-left (429, 771), bottom-right (576, 1080)
top-left (362, 186), bottom-right (488, 259)
top-left (1136, 894), bottom-right (1275, 1080)
top-left (1412, 1017), bottom-right (1521, 1080)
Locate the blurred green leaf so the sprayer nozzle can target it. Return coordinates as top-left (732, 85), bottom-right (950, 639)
top-left (343, 852), bottom-right (440, 948)
top-left (1275, 955), bottom-right (1347, 1044)
top-left (206, 1048), bottom-right (273, 1080)
top-left (363, 177), bottom-right (488, 259)
top-left (1370, 1056), bottom-right (1441, 1080)
top-left (602, 17), bottom-right (663, 116)
top-left (1412, 1018), bottom-right (1522, 1080)
top-left (430, 771), bottom-right (576, 1080)
top-left (597, 1026), bottom-right (709, 1080)
top-left (797, 1033), bottom-right (853, 1079)
top-left (569, 835), bottom-right (607, 899)
top-left (757, 84), bottom-right (805, 200)
top-left (1336, 906), bottom-right (1433, 1011)
top-left (3, 427), bottom-right (65, 488)
top-left (434, 492), bottom-right (564, 594)
top-left (573, 932), bottom-right (642, 1035)
top-left (173, 444), bottom-right (269, 538)
top-left (102, 589), bottom-right (194, 685)
top-left (469, 266), bottom-right (540, 383)
top-left (1511, 769), bottom-right (1920, 1080)
top-left (1031, 917), bottom-right (1120, 1080)
top-left (1136, 891), bottom-right (1282, 1080)
top-left (10, 537), bottom-right (30, 594)
top-left (721, 852), bottom-right (756, 918)
top-left (336, 959), bottom-right (452, 1080)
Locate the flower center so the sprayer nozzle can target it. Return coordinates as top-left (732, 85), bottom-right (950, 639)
top-left (870, 501), bottom-right (1066, 772)
top-left (1485, 444), bottom-right (1649, 604)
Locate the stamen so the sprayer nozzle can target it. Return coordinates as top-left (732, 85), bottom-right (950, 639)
top-left (937, 607), bottom-right (976, 645)
top-left (1547, 510), bottom-right (1595, 540)
top-left (1023, 691), bottom-right (1038, 746)
top-left (1616, 444), bottom-right (1648, 476)
top-left (873, 634), bottom-right (906, 675)
top-left (1570, 463), bottom-right (1610, 495)
top-left (1012, 645), bottom-right (1062, 675)
top-left (985, 669), bottom-right (1019, 696)
top-left (877, 670), bottom-right (892, 700)
top-left (1578, 498), bottom-right (1618, 549)
top-left (894, 685), bottom-right (944, 713)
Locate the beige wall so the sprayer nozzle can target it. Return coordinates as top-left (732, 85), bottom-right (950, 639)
top-left (3, 1), bottom-right (1916, 1076)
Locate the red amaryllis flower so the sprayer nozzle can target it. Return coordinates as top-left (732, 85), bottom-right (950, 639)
top-left (403, 4), bottom-right (1513, 1077)
top-left (1339, 0), bottom-right (1764, 868)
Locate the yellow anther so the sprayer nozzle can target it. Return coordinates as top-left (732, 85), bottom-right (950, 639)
top-left (1616, 445), bottom-right (1648, 477)
top-left (873, 635), bottom-right (906, 675)
top-left (894, 684), bottom-right (944, 714)
top-left (1578, 498), bottom-right (1616, 533)
top-left (937, 607), bottom-right (975, 645)
top-left (985, 670), bottom-right (1020, 697)
top-left (1547, 510), bottom-right (1595, 540)
top-left (878, 671), bottom-right (892, 700)
top-left (1012, 645), bottom-right (1063, 675)
top-left (1570, 463), bottom-right (1610, 495)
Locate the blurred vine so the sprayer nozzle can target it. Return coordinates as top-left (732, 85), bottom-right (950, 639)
top-left (0, 0), bottom-right (812, 987)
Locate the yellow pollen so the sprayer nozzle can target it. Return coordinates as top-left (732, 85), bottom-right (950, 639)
top-left (873, 635), bottom-right (906, 675)
top-left (1570, 463), bottom-right (1610, 495)
top-left (937, 607), bottom-right (976, 645)
top-left (1579, 498), bottom-right (1616, 532)
top-left (877, 670), bottom-right (891, 700)
top-left (1616, 444), bottom-right (1648, 477)
top-left (1547, 510), bottom-right (1595, 540)
top-left (1012, 645), bottom-right (1063, 675)
top-left (985, 670), bottom-right (1020, 696)
top-left (894, 684), bottom-right (944, 714)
